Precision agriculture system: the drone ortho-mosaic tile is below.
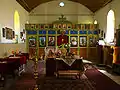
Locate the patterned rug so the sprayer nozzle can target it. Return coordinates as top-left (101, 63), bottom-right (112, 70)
top-left (38, 75), bottom-right (95, 90)
top-left (3, 61), bottom-right (120, 90)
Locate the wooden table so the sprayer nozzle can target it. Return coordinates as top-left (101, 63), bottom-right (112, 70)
top-left (46, 58), bottom-right (84, 77)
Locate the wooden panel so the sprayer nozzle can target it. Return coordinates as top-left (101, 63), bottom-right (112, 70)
top-left (70, 48), bottom-right (78, 55)
top-left (79, 48), bottom-right (87, 59)
top-left (113, 47), bottom-right (120, 63)
top-left (39, 48), bottom-right (45, 56)
top-left (17, 0), bottom-right (112, 13)
top-left (29, 48), bottom-right (36, 59)
top-left (88, 48), bottom-right (97, 63)
top-left (104, 46), bottom-right (113, 67)
top-left (97, 45), bottom-right (103, 64)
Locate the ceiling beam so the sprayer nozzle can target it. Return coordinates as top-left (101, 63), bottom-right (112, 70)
top-left (16, 0), bottom-right (31, 12)
top-left (29, 13), bottom-right (94, 16)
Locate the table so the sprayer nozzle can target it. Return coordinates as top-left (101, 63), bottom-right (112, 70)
top-left (46, 58), bottom-right (85, 77)
top-left (0, 57), bottom-right (21, 86)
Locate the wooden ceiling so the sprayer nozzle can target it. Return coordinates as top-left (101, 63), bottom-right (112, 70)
top-left (16, 0), bottom-right (113, 13)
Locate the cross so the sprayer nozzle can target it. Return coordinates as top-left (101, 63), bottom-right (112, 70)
top-left (59, 14), bottom-right (66, 23)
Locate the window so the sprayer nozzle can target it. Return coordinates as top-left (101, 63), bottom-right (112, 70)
top-left (14, 10), bottom-right (20, 43)
top-left (105, 10), bottom-right (115, 44)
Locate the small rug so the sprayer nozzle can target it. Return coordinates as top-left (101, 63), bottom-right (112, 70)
top-left (38, 75), bottom-right (95, 90)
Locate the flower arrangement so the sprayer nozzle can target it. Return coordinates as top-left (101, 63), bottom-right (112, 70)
top-left (11, 50), bottom-right (18, 56)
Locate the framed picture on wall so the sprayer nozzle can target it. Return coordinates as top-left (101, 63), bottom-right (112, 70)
top-left (80, 36), bottom-right (87, 47)
top-left (88, 35), bottom-right (97, 47)
top-left (2, 28), bottom-right (5, 37)
top-left (6, 27), bottom-right (13, 39)
top-left (92, 36), bottom-right (97, 47)
top-left (13, 31), bottom-right (15, 38)
top-left (89, 35), bottom-right (94, 47)
top-left (29, 37), bottom-right (36, 47)
top-left (15, 35), bottom-right (18, 44)
top-left (70, 36), bottom-right (78, 47)
top-left (20, 32), bottom-right (23, 39)
top-left (48, 36), bottom-right (55, 46)
top-left (39, 36), bottom-right (46, 47)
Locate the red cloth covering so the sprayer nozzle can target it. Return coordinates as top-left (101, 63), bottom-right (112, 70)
top-left (0, 58), bottom-right (20, 73)
top-left (9, 54), bottom-right (27, 65)
top-left (16, 55), bottom-right (27, 64)
top-left (57, 35), bottom-right (68, 46)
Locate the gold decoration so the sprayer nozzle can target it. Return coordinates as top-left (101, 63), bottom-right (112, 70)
top-left (33, 52), bottom-right (39, 90)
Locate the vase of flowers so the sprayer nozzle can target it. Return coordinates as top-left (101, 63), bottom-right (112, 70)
top-left (12, 50), bottom-right (18, 57)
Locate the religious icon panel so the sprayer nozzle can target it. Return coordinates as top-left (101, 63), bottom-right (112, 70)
top-left (70, 36), bottom-right (78, 47)
top-left (39, 36), bottom-right (46, 47)
top-left (57, 31), bottom-right (68, 46)
top-left (29, 37), bottom-right (36, 47)
top-left (80, 36), bottom-right (87, 47)
top-left (88, 35), bottom-right (97, 47)
top-left (48, 36), bottom-right (55, 46)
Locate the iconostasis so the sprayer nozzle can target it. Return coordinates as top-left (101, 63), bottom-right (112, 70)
top-left (25, 18), bottom-right (99, 61)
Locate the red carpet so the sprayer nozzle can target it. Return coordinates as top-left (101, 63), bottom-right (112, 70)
top-left (13, 73), bottom-right (36, 90)
top-left (85, 68), bottom-right (120, 90)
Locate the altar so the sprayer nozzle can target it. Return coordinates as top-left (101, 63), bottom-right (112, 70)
top-left (46, 57), bottom-right (84, 78)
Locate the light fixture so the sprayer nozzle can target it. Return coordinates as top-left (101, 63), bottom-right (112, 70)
top-left (26, 21), bottom-right (29, 24)
top-left (59, 2), bottom-right (64, 7)
top-left (94, 20), bottom-right (98, 24)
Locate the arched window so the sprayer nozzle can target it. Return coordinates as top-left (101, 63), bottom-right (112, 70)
top-left (105, 10), bottom-right (115, 44)
top-left (14, 10), bottom-right (20, 43)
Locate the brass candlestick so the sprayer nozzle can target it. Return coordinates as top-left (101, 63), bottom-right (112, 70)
top-left (33, 52), bottom-right (39, 90)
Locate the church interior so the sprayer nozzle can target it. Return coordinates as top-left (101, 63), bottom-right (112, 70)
top-left (0, 0), bottom-right (120, 90)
